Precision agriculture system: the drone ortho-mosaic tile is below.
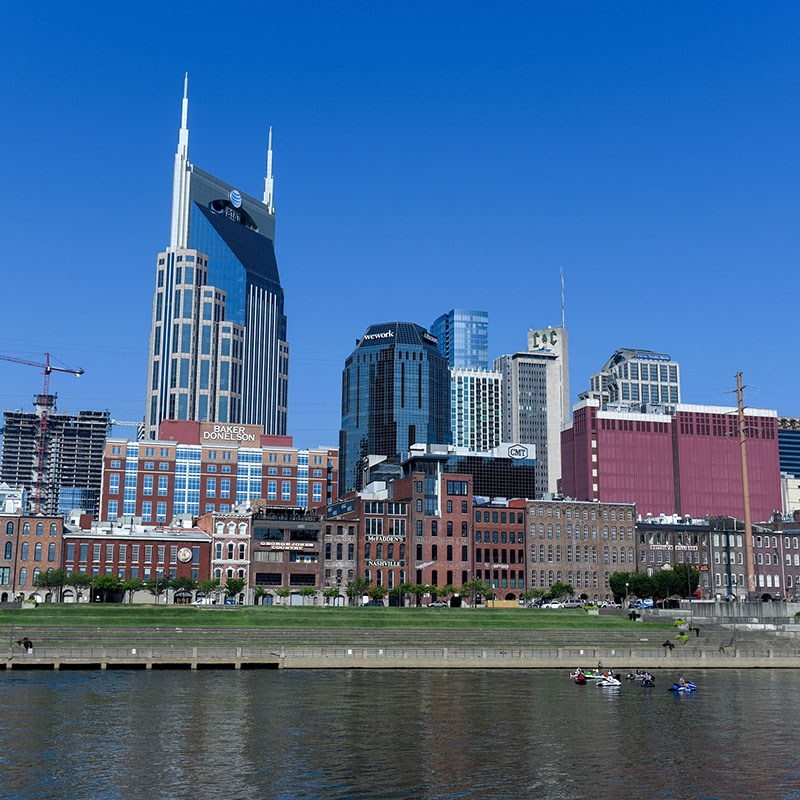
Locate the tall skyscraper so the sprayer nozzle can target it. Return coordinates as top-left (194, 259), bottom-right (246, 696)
top-left (431, 309), bottom-right (489, 370)
top-left (339, 322), bottom-right (451, 495)
top-left (1, 394), bottom-right (110, 517)
top-left (144, 76), bottom-right (288, 439)
top-left (450, 368), bottom-right (503, 451)
top-left (495, 325), bottom-right (569, 497)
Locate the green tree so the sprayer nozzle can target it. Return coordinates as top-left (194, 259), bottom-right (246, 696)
top-left (276, 587), bottom-right (292, 606)
top-left (462, 579), bottom-right (493, 606)
top-left (121, 578), bottom-right (144, 604)
top-left (346, 576), bottom-right (370, 606)
top-left (298, 586), bottom-right (316, 605)
top-left (35, 568), bottom-right (65, 601)
top-left (672, 562), bottom-right (700, 598)
top-left (65, 571), bottom-right (91, 603)
top-left (144, 577), bottom-right (167, 603)
top-left (322, 587), bottom-right (341, 606)
top-left (546, 582), bottom-right (575, 602)
top-left (171, 576), bottom-right (197, 593)
top-left (224, 578), bottom-right (246, 601)
top-left (92, 574), bottom-right (121, 603)
top-left (437, 584), bottom-right (458, 602)
top-left (520, 588), bottom-right (546, 606)
top-left (407, 584), bottom-right (430, 607)
top-left (254, 586), bottom-right (272, 605)
top-left (629, 572), bottom-right (656, 600)
top-left (609, 571), bottom-right (632, 601)
top-left (368, 585), bottom-right (387, 602)
top-left (198, 578), bottom-right (220, 603)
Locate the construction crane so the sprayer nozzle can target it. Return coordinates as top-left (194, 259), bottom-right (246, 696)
top-left (0, 352), bottom-right (84, 514)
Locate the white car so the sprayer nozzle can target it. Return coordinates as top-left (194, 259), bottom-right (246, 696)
top-left (541, 601), bottom-right (563, 609)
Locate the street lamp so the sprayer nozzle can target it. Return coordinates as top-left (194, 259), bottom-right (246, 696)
top-left (625, 582), bottom-right (629, 608)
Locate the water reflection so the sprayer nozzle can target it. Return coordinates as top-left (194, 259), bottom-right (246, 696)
top-left (0, 669), bottom-right (797, 799)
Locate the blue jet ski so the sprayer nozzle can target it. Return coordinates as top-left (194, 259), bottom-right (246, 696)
top-left (669, 681), bottom-right (698, 693)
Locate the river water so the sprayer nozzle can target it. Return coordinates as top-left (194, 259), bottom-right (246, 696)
top-left (0, 669), bottom-right (797, 800)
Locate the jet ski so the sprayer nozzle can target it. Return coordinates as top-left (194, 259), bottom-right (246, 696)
top-left (640, 673), bottom-right (655, 687)
top-left (669, 681), bottom-right (698, 693)
top-left (570, 670), bottom-right (603, 680)
top-left (597, 675), bottom-right (621, 687)
top-left (575, 674), bottom-right (587, 685)
top-left (627, 671), bottom-right (647, 681)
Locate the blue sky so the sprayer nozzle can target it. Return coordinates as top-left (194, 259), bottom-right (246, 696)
top-left (2, 1), bottom-right (798, 447)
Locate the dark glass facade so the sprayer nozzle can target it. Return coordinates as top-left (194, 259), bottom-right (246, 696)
top-left (778, 421), bottom-right (800, 478)
top-left (339, 322), bottom-right (451, 495)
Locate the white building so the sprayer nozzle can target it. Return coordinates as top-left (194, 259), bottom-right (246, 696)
top-left (450, 369), bottom-right (502, 452)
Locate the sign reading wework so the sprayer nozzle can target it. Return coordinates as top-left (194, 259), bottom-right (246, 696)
top-left (363, 330), bottom-right (394, 341)
top-left (200, 423), bottom-right (261, 443)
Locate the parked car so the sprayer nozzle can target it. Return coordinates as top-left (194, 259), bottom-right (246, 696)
top-left (541, 601), bottom-right (563, 609)
top-left (364, 601), bottom-right (385, 606)
top-left (562, 600), bottom-right (583, 608)
top-left (428, 600), bottom-right (448, 607)
top-left (600, 601), bottom-right (621, 609)
top-left (632, 599), bottom-right (654, 609)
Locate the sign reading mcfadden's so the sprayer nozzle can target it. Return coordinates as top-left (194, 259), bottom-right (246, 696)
top-left (199, 423), bottom-right (262, 443)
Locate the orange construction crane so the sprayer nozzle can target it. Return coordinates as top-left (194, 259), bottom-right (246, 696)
top-left (0, 352), bottom-right (84, 514)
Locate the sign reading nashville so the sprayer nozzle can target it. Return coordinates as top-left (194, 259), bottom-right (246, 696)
top-left (200, 423), bottom-right (262, 443)
top-left (365, 560), bottom-right (404, 568)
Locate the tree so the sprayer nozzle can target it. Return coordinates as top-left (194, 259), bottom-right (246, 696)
top-left (65, 571), bottom-right (91, 603)
top-left (406, 584), bottom-right (430, 607)
top-left (224, 578), bottom-right (246, 601)
top-left (92, 574), bottom-right (121, 603)
top-left (547, 582), bottom-right (575, 602)
top-left (254, 586), bottom-right (272, 605)
top-left (368, 585), bottom-right (387, 602)
top-left (121, 578), bottom-right (144, 604)
top-left (298, 586), bottom-right (316, 605)
top-left (609, 571), bottom-right (632, 601)
top-left (322, 587), bottom-right (341, 606)
top-left (346, 576), bottom-right (370, 606)
top-left (628, 572), bottom-right (655, 600)
top-left (144, 577), bottom-right (167, 603)
top-left (198, 578), bottom-right (220, 603)
top-left (672, 562), bottom-right (700, 598)
top-left (520, 588), bottom-right (546, 606)
top-left (462, 579), bottom-right (493, 606)
top-left (276, 587), bottom-right (292, 606)
top-left (437, 584), bottom-right (458, 602)
top-left (171, 576), bottom-right (197, 593)
top-left (34, 568), bottom-right (66, 602)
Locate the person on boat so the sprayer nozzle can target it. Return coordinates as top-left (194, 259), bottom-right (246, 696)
top-left (678, 676), bottom-right (688, 688)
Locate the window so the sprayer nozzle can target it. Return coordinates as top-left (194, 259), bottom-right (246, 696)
top-left (109, 474), bottom-right (120, 495)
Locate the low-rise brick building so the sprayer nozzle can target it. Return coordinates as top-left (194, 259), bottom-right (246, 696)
top-left (0, 514), bottom-right (63, 601)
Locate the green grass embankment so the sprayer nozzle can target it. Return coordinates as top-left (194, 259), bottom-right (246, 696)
top-left (0, 604), bottom-right (673, 631)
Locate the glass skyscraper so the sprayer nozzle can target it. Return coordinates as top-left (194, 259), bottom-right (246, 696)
top-left (431, 309), bottom-right (489, 370)
top-left (338, 322), bottom-right (451, 495)
top-left (144, 77), bottom-right (288, 439)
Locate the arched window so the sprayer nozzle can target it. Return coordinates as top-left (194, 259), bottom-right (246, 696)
top-left (49, 523), bottom-right (57, 536)
top-left (34, 543), bottom-right (42, 561)
top-left (215, 543), bottom-right (222, 559)
top-left (226, 568), bottom-right (233, 578)
top-left (6, 522), bottom-right (13, 536)
top-left (32, 568), bottom-right (40, 585)
top-left (603, 546), bottom-right (609, 564)
top-left (227, 523), bottom-right (235, 535)
top-left (238, 523), bottom-right (247, 535)
top-left (237, 569), bottom-right (244, 579)
top-left (214, 568), bottom-right (221, 579)
top-left (238, 543), bottom-right (245, 559)
top-left (227, 543), bottom-right (234, 559)
top-left (23, 523), bottom-right (30, 535)
top-left (4, 542), bottom-right (11, 559)
top-left (215, 523), bottom-right (223, 535)
top-left (36, 523), bottom-right (43, 536)
top-left (48, 543), bottom-right (56, 561)
top-left (21, 543), bottom-right (28, 561)
top-left (19, 567), bottom-right (27, 586)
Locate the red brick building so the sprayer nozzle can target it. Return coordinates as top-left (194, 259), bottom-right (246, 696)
top-left (473, 500), bottom-right (528, 601)
top-left (0, 514), bottom-right (63, 601)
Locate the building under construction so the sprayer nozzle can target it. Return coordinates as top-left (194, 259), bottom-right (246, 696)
top-left (1, 394), bottom-right (110, 518)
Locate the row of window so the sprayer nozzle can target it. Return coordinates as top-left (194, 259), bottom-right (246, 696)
top-left (531, 544), bottom-right (636, 565)
top-left (531, 505), bottom-right (633, 521)
top-left (4, 542), bottom-right (57, 561)
top-left (65, 543), bottom-right (200, 565)
top-left (5, 522), bottom-right (58, 536)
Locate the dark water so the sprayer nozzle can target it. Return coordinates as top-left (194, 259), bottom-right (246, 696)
top-left (0, 669), bottom-right (798, 800)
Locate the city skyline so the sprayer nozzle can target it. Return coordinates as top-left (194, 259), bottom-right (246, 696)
top-left (2, 4), bottom-right (799, 449)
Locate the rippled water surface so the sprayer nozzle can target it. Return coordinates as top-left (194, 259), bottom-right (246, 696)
top-left (0, 669), bottom-right (798, 799)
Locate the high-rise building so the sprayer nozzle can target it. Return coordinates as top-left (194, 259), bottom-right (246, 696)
top-left (1, 394), bottom-right (110, 517)
top-left (778, 417), bottom-right (800, 478)
top-left (580, 348), bottom-right (680, 410)
top-left (339, 322), bottom-right (451, 495)
top-left (495, 325), bottom-right (569, 497)
top-left (450, 369), bottom-right (503, 451)
top-left (431, 309), bottom-right (489, 370)
top-left (144, 76), bottom-right (288, 439)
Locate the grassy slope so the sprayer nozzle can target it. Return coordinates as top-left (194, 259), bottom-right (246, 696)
top-left (0, 605), bottom-right (672, 631)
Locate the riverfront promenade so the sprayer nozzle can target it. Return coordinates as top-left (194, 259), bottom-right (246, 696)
top-left (2, 606), bottom-right (799, 670)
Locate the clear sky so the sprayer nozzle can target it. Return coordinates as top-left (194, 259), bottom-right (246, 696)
top-left (2, 1), bottom-right (798, 447)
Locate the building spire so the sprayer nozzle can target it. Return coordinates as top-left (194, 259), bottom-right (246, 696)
top-left (560, 266), bottom-right (565, 328)
top-left (263, 126), bottom-right (275, 213)
top-left (178, 72), bottom-right (189, 158)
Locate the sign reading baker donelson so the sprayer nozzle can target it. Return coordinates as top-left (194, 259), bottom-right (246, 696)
top-left (200, 423), bottom-right (263, 443)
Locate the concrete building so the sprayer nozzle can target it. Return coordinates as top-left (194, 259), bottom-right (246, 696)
top-left (339, 322), bottom-right (451, 495)
top-left (430, 308), bottom-right (489, 370)
top-left (450, 369), bottom-right (503, 452)
top-left (1, 394), bottom-right (110, 517)
top-left (526, 498), bottom-right (637, 602)
top-left (145, 77), bottom-right (288, 438)
top-left (99, 422), bottom-right (337, 522)
top-left (0, 515), bottom-right (63, 601)
top-left (580, 347), bottom-right (680, 410)
top-left (561, 399), bottom-right (781, 521)
top-left (495, 325), bottom-right (569, 496)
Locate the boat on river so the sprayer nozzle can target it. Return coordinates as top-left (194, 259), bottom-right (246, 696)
top-left (669, 680), bottom-right (698, 693)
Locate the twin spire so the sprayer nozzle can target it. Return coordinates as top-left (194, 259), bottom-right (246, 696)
top-left (177, 73), bottom-right (275, 212)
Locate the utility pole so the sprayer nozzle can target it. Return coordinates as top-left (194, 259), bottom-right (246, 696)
top-left (737, 372), bottom-right (756, 600)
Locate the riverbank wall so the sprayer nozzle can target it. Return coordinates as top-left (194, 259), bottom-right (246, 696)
top-left (4, 644), bottom-right (799, 670)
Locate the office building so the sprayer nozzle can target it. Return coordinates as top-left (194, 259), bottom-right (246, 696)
top-left (99, 421), bottom-right (337, 522)
top-left (1, 395), bottom-right (110, 517)
top-left (339, 322), bottom-right (450, 495)
top-left (778, 417), bottom-right (800, 477)
top-left (580, 348), bottom-right (680, 410)
top-left (145, 77), bottom-right (288, 438)
top-left (430, 309), bottom-right (489, 370)
top-left (450, 369), bottom-right (503, 451)
top-left (561, 399), bottom-right (781, 521)
top-left (495, 325), bottom-right (569, 496)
